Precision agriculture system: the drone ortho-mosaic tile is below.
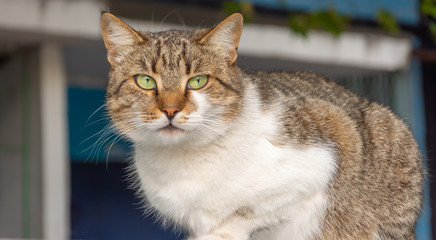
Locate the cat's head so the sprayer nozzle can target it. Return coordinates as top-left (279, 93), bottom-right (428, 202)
top-left (100, 13), bottom-right (244, 146)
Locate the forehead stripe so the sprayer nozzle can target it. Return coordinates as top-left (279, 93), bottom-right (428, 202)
top-left (181, 42), bottom-right (192, 75)
top-left (185, 61), bottom-right (191, 75)
top-left (182, 42), bottom-right (187, 58)
top-left (156, 39), bottom-right (162, 57)
top-left (151, 58), bottom-right (157, 73)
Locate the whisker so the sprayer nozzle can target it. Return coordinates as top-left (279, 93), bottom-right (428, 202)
top-left (175, 12), bottom-right (188, 33)
top-left (85, 103), bottom-right (107, 127)
top-left (159, 10), bottom-right (179, 30)
top-left (84, 117), bottom-right (111, 128)
top-left (80, 124), bottom-right (116, 146)
top-left (88, 126), bottom-right (119, 160)
top-left (105, 133), bottom-right (125, 169)
top-left (86, 121), bottom-right (139, 163)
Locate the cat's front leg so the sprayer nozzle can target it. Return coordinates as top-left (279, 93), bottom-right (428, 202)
top-left (186, 232), bottom-right (248, 240)
top-left (186, 208), bottom-right (256, 240)
top-left (186, 224), bottom-right (250, 240)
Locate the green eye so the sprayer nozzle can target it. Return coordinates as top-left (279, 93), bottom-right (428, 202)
top-left (135, 74), bottom-right (156, 90)
top-left (187, 75), bottom-right (208, 90)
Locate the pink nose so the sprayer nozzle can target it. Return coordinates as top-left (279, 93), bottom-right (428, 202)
top-left (161, 106), bottom-right (180, 120)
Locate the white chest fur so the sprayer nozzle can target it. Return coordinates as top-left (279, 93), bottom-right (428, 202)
top-left (134, 129), bottom-right (336, 237)
top-left (133, 87), bottom-right (337, 238)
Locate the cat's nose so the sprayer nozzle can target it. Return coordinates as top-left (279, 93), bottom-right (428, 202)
top-left (161, 105), bottom-right (180, 121)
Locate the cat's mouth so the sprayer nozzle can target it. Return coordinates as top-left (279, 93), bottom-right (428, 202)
top-left (158, 124), bottom-right (184, 137)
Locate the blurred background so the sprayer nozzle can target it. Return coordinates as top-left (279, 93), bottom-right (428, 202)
top-left (0, 0), bottom-right (435, 239)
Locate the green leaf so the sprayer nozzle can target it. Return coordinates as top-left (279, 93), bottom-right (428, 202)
top-left (313, 9), bottom-right (348, 36)
top-left (376, 9), bottom-right (400, 34)
top-left (222, 1), bottom-right (254, 23)
top-left (421, 0), bottom-right (436, 19)
top-left (288, 14), bottom-right (311, 37)
top-left (288, 8), bottom-right (348, 37)
top-left (222, 0), bottom-right (240, 14)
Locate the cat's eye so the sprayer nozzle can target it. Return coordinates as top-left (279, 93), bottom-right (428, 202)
top-left (187, 75), bottom-right (208, 90)
top-left (135, 74), bottom-right (156, 90)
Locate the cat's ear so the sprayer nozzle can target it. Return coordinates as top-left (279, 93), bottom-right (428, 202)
top-left (100, 12), bottom-right (145, 65)
top-left (199, 13), bottom-right (243, 64)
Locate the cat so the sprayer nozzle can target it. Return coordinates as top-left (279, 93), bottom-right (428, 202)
top-left (100, 12), bottom-right (424, 240)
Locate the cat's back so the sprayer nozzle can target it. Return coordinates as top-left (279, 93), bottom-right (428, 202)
top-left (249, 71), bottom-right (364, 113)
top-left (248, 71), bottom-right (424, 239)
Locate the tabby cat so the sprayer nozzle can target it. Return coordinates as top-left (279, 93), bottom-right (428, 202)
top-left (100, 12), bottom-right (424, 240)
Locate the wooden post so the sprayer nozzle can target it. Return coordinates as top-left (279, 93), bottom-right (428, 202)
top-left (39, 42), bottom-right (69, 240)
